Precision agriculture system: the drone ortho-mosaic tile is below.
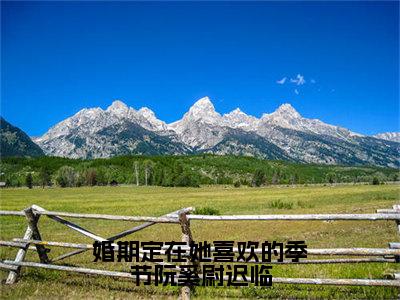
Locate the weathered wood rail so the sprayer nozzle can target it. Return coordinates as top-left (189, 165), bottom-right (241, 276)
top-left (1, 204), bottom-right (400, 299)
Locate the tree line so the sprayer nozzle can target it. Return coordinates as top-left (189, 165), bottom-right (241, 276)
top-left (1, 155), bottom-right (398, 188)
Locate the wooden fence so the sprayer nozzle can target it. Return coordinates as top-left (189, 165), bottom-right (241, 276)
top-left (1, 204), bottom-right (400, 299)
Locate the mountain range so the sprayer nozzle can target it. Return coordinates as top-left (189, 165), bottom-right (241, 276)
top-left (28, 97), bottom-right (399, 168)
top-left (0, 117), bottom-right (44, 157)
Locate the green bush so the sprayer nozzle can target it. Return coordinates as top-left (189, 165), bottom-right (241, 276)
top-left (372, 177), bottom-right (380, 185)
top-left (268, 200), bottom-right (294, 209)
top-left (84, 168), bottom-right (97, 186)
top-left (195, 206), bottom-right (221, 215)
top-left (174, 172), bottom-right (199, 187)
top-left (55, 166), bottom-right (77, 187)
top-left (252, 169), bottom-right (266, 187)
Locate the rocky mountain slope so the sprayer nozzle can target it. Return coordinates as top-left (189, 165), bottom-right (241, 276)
top-left (373, 132), bottom-right (400, 143)
top-left (34, 101), bottom-right (188, 159)
top-left (0, 117), bottom-right (44, 157)
top-left (33, 97), bottom-right (399, 167)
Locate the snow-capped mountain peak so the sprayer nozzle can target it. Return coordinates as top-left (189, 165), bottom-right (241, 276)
top-left (373, 132), bottom-right (400, 142)
top-left (106, 100), bottom-right (130, 116)
top-left (167, 97), bottom-right (224, 148)
top-left (222, 108), bottom-right (259, 131)
top-left (260, 103), bottom-right (302, 127)
top-left (271, 103), bottom-right (301, 119)
top-left (226, 108), bottom-right (245, 116)
top-left (191, 96), bottom-right (214, 108)
top-left (171, 96), bottom-right (221, 128)
top-left (75, 107), bottom-right (103, 118)
top-left (187, 96), bottom-right (219, 119)
top-left (138, 107), bottom-right (168, 132)
top-left (138, 107), bottom-right (156, 118)
top-left (258, 103), bottom-right (357, 139)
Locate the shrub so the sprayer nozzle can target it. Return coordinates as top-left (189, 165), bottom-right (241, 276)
top-left (372, 177), bottom-right (380, 185)
top-left (268, 200), bottom-right (294, 209)
top-left (392, 173), bottom-right (399, 182)
top-left (233, 181), bottom-right (241, 188)
top-left (252, 169), bottom-right (266, 187)
top-left (55, 166), bottom-right (77, 187)
top-left (195, 206), bottom-right (220, 215)
top-left (84, 168), bottom-right (97, 186)
top-left (174, 172), bottom-right (199, 187)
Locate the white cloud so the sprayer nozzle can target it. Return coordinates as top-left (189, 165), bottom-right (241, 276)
top-left (290, 74), bottom-right (306, 86)
top-left (276, 77), bottom-right (287, 84)
top-left (310, 79), bottom-right (316, 84)
top-left (294, 89), bottom-right (299, 95)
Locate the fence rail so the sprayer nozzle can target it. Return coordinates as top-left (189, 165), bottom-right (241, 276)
top-left (3, 208), bottom-right (400, 222)
top-left (2, 239), bottom-right (400, 257)
top-left (0, 204), bottom-right (399, 299)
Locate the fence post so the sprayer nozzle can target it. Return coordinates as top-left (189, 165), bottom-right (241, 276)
top-left (178, 211), bottom-right (195, 300)
top-left (6, 225), bottom-right (33, 284)
top-left (391, 205), bottom-right (400, 297)
top-left (6, 226), bottom-right (32, 284)
top-left (24, 207), bottom-right (50, 264)
top-left (5, 206), bottom-right (50, 284)
top-left (392, 205), bottom-right (400, 235)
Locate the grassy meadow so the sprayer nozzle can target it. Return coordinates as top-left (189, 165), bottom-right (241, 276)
top-left (0, 184), bottom-right (399, 299)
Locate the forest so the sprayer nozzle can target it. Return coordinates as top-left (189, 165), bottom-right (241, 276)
top-left (0, 154), bottom-right (398, 188)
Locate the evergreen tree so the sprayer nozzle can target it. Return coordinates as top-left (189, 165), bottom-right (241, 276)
top-left (392, 173), bottom-right (399, 182)
top-left (39, 167), bottom-right (51, 188)
top-left (252, 169), bottom-right (266, 187)
top-left (25, 173), bottom-right (33, 189)
top-left (326, 172), bottom-right (335, 184)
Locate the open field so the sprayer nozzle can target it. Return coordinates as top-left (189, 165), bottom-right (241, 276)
top-left (0, 184), bottom-right (399, 299)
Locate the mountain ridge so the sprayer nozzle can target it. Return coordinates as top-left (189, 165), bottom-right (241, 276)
top-left (373, 132), bottom-right (400, 143)
top-left (32, 97), bottom-right (399, 167)
top-left (0, 117), bottom-right (45, 157)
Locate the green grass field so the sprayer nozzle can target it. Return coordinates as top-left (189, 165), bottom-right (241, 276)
top-left (0, 184), bottom-right (399, 299)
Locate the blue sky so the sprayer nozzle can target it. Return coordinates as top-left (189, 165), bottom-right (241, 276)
top-left (1, 1), bottom-right (399, 136)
